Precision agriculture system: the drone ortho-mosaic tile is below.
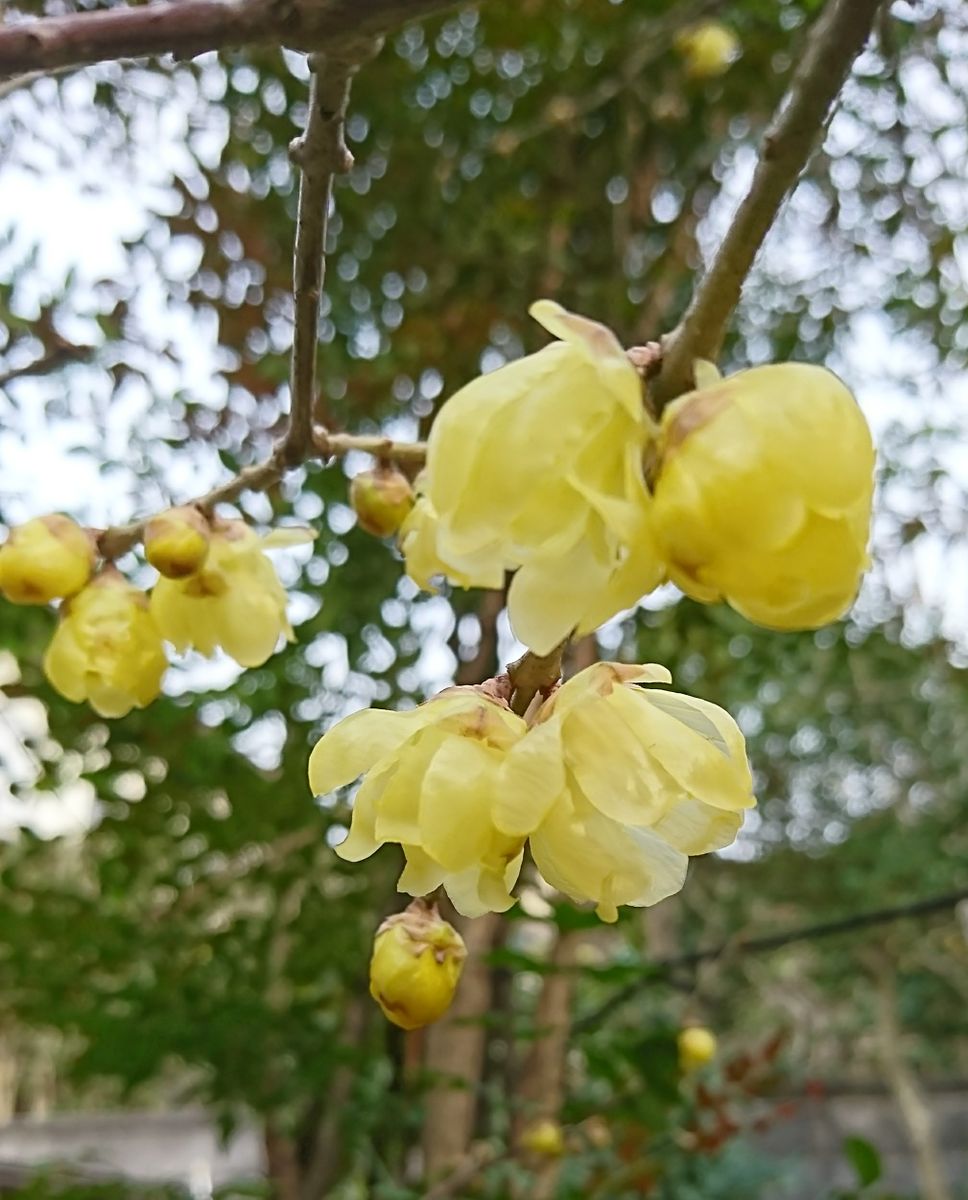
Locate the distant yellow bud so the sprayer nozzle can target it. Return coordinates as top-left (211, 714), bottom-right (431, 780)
top-left (369, 900), bottom-right (466, 1030)
top-left (651, 363), bottom-right (875, 630)
top-left (144, 506), bottom-right (211, 579)
top-left (43, 568), bottom-right (167, 717)
top-left (350, 466), bottom-right (414, 538)
top-left (678, 1026), bottom-right (717, 1072)
top-left (520, 1119), bottom-right (565, 1157)
top-left (150, 521), bottom-right (312, 668)
top-left (400, 299), bottom-right (663, 655)
top-left (675, 22), bottom-right (740, 79)
top-left (0, 514), bottom-right (95, 605)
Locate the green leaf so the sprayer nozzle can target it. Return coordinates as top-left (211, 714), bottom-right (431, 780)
top-left (843, 1136), bottom-right (882, 1188)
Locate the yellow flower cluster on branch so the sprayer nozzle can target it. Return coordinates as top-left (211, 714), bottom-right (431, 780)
top-left (309, 660), bottom-right (754, 922)
top-left (395, 301), bottom-right (875, 649)
top-left (1, 508), bottom-right (312, 716)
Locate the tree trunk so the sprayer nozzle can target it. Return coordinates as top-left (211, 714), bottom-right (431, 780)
top-left (421, 910), bottom-right (502, 1180)
top-left (872, 960), bottom-right (953, 1200)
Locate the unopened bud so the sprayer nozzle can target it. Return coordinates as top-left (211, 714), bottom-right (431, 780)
top-left (678, 1026), bottom-right (717, 1072)
top-left (520, 1119), bottom-right (565, 1157)
top-left (369, 899), bottom-right (466, 1030)
top-left (0, 514), bottom-right (95, 605)
top-left (675, 22), bottom-right (739, 79)
top-left (144, 506), bottom-right (211, 579)
top-left (350, 466), bottom-right (414, 538)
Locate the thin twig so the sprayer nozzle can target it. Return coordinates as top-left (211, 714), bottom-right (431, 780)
top-left (95, 427), bottom-right (426, 559)
top-left (575, 887), bottom-right (968, 1030)
top-left (0, 0), bottom-right (462, 76)
top-left (284, 45), bottom-right (377, 465)
top-left (652, 0), bottom-right (886, 405)
top-left (507, 642), bottom-right (566, 717)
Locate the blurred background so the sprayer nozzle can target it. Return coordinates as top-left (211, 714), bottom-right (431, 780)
top-left (1, 0), bottom-right (967, 1197)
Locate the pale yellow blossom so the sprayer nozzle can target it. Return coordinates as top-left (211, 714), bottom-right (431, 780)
top-left (309, 687), bottom-right (527, 918)
top-left (401, 300), bottom-right (664, 654)
top-left (498, 661), bottom-right (755, 922)
top-left (150, 521), bottom-right (312, 668)
top-left (43, 568), bottom-right (167, 717)
top-left (651, 364), bottom-right (875, 630)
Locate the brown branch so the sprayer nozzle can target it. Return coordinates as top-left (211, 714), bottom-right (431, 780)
top-left (652, 0), bottom-right (886, 406)
top-left (283, 45), bottom-right (375, 465)
top-left (575, 887), bottom-right (968, 1030)
top-left (507, 642), bottom-right (565, 718)
top-left (94, 426), bottom-right (425, 559)
top-left (0, 0), bottom-right (465, 77)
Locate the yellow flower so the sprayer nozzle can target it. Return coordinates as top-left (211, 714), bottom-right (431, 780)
top-left (43, 568), bottom-right (167, 717)
top-left (678, 1026), bottom-right (717, 1072)
top-left (520, 1119), bottom-right (566, 1157)
top-left (400, 300), bottom-right (664, 655)
top-left (675, 22), bottom-right (740, 79)
top-left (369, 899), bottom-right (466, 1030)
top-left (0, 514), bottom-right (95, 605)
top-left (309, 686), bottom-right (528, 918)
top-left (651, 364), bottom-right (875, 630)
top-left (150, 521), bottom-right (312, 668)
top-left (350, 466), bottom-right (414, 538)
top-left (144, 506), bottom-right (211, 579)
top-left (495, 661), bottom-right (755, 922)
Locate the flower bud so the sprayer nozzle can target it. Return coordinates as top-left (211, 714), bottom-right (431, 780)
top-left (0, 514), bottom-right (95, 605)
top-left (675, 22), bottom-right (739, 79)
top-left (520, 1119), bottom-right (565, 1157)
top-left (368, 899), bottom-right (466, 1030)
top-left (678, 1026), bottom-right (717, 1072)
top-left (144, 506), bottom-right (211, 579)
top-left (350, 466), bottom-right (415, 538)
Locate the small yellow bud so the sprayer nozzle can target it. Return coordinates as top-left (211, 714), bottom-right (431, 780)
top-left (0, 514), bottom-right (95, 605)
top-left (675, 22), bottom-right (740, 79)
top-left (144, 506), bottom-right (211, 579)
top-left (678, 1026), bottom-right (717, 1072)
top-left (520, 1119), bottom-right (566, 1157)
top-left (368, 899), bottom-right (466, 1030)
top-left (43, 567), bottom-right (167, 718)
top-left (350, 466), bottom-right (415, 538)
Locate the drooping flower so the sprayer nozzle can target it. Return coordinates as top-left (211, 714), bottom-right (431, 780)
top-left (650, 363), bottom-right (875, 630)
top-left (150, 521), bottom-right (312, 668)
top-left (675, 22), bottom-right (740, 79)
top-left (0, 514), bottom-right (95, 605)
top-left (400, 300), bottom-right (664, 655)
top-left (678, 1026), bottom-right (718, 1072)
top-left (308, 685), bottom-right (528, 918)
top-left (43, 568), bottom-right (167, 717)
top-left (144, 506), bottom-right (211, 579)
top-left (350, 465), bottom-right (414, 538)
top-left (368, 899), bottom-right (467, 1030)
top-left (493, 661), bottom-right (756, 922)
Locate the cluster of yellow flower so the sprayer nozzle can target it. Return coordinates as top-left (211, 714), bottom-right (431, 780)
top-left (0, 507), bottom-right (309, 717)
top-left (395, 300), bottom-right (875, 655)
top-left (333, 299), bottom-right (875, 1028)
top-left (311, 659), bottom-right (754, 926)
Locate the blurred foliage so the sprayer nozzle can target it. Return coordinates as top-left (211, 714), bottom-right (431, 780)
top-left (1, 0), bottom-right (967, 1197)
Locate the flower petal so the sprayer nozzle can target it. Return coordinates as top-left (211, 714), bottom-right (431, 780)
top-left (308, 707), bottom-right (425, 795)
